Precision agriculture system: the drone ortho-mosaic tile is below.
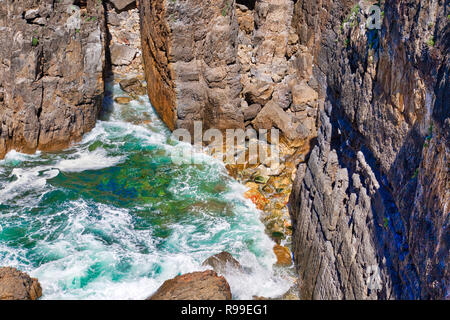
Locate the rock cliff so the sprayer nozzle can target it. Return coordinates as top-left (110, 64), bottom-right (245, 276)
top-left (140, 0), bottom-right (448, 300)
top-left (289, 0), bottom-right (449, 299)
top-left (0, 0), bottom-right (107, 159)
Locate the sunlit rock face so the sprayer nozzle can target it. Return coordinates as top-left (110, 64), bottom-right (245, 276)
top-left (0, 0), bottom-right (107, 159)
top-left (289, 0), bottom-right (449, 300)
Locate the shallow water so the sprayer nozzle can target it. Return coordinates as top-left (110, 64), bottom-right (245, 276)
top-left (0, 84), bottom-right (293, 300)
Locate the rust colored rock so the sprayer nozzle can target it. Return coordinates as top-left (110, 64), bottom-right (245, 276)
top-left (139, 0), bottom-right (244, 133)
top-left (202, 252), bottom-right (242, 274)
top-left (0, 267), bottom-right (42, 300)
top-left (273, 244), bottom-right (292, 266)
top-left (119, 78), bottom-right (147, 96)
top-left (0, 0), bottom-right (106, 159)
top-left (148, 270), bottom-right (232, 300)
top-left (290, 0), bottom-right (449, 300)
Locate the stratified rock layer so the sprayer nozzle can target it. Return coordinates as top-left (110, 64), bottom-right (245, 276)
top-left (148, 270), bottom-right (232, 300)
top-left (0, 0), bottom-right (106, 159)
top-left (289, 0), bottom-right (449, 300)
top-left (0, 267), bottom-right (42, 300)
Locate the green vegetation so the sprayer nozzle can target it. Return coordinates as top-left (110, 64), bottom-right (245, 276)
top-left (31, 36), bottom-right (39, 47)
top-left (344, 38), bottom-right (350, 47)
top-left (341, 4), bottom-right (360, 32)
top-left (427, 36), bottom-right (435, 47)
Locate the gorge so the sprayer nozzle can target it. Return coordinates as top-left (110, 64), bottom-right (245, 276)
top-left (0, 0), bottom-right (448, 300)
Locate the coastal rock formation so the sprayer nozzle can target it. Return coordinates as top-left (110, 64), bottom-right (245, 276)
top-left (104, 0), bottom-right (143, 78)
top-left (0, 0), bottom-right (106, 159)
top-left (139, 0), bottom-right (244, 132)
top-left (148, 270), bottom-right (232, 300)
top-left (0, 267), bottom-right (42, 300)
top-left (289, 0), bottom-right (449, 299)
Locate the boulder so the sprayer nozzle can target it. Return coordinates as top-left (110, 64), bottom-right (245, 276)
top-left (114, 97), bottom-right (133, 104)
top-left (244, 81), bottom-right (274, 106)
top-left (273, 245), bottom-right (292, 266)
top-left (291, 81), bottom-right (318, 108)
top-left (109, 0), bottom-right (137, 11)
top-left (202, 252), bottom-right (242, 274)
top-left (0, 267), bottom-right (42, 300)
top-left (148, 270), bottom-right (232, 300)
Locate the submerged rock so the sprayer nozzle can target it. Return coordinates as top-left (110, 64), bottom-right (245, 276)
top-left (202, 252), bottom-right (242, 274)
top-left (0, 267), bottom-right (42, 300)
top-left (148, 270), bottom-right (232, 300)
top-left (114, 97), bottom-right (133, 104)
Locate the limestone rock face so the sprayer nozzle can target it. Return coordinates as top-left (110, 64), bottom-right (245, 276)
top-left (148, 270), bottom-right (232, 300)
top-left (140, 0), bottom-right (244, 133)
top-left (289, 0), bottom-right (449, 300)
top-left (0, 0), bottom-right (106, 159)
top-left (0, 267), bottom-right (42, 300)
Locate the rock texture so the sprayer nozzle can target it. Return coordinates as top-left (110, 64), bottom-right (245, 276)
top-left (0, 267), bottom-right (42, 300)
top-left (148, 270), bottom-right (232, 300)
top-left (0, 0), bottom-right (106, 159)
top-left (105, 0), bottom-right (143, 78)
top-left (140, 0), bottom-right (244, 132)
top-left (289, 0), bottom-right (449, 300)
top-left (202, 251), bottom-right (243, 274)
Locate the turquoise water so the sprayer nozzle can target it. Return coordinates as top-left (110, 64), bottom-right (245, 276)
top-left (0, 84), bottom-right (292, 299)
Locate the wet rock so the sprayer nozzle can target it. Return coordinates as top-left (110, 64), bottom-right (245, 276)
top-left (273, 245), bottom-right (292, 266)
top-left (252, 101), bottom-right (298, 141)
top-left (202, 252), bottom-right (242, 274)
top-left (243, 104), bottom-right (262, 121)
top-left (148, 270), bottom-right (232, 300)
top-left (291, 81), bottom-right (318, 109)
top-left (244, 184), bottom-right (269, 210)
top-left (0, 267), bottom-right (42, 300)
top-left (244, 81), bottom-right (274, 106)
